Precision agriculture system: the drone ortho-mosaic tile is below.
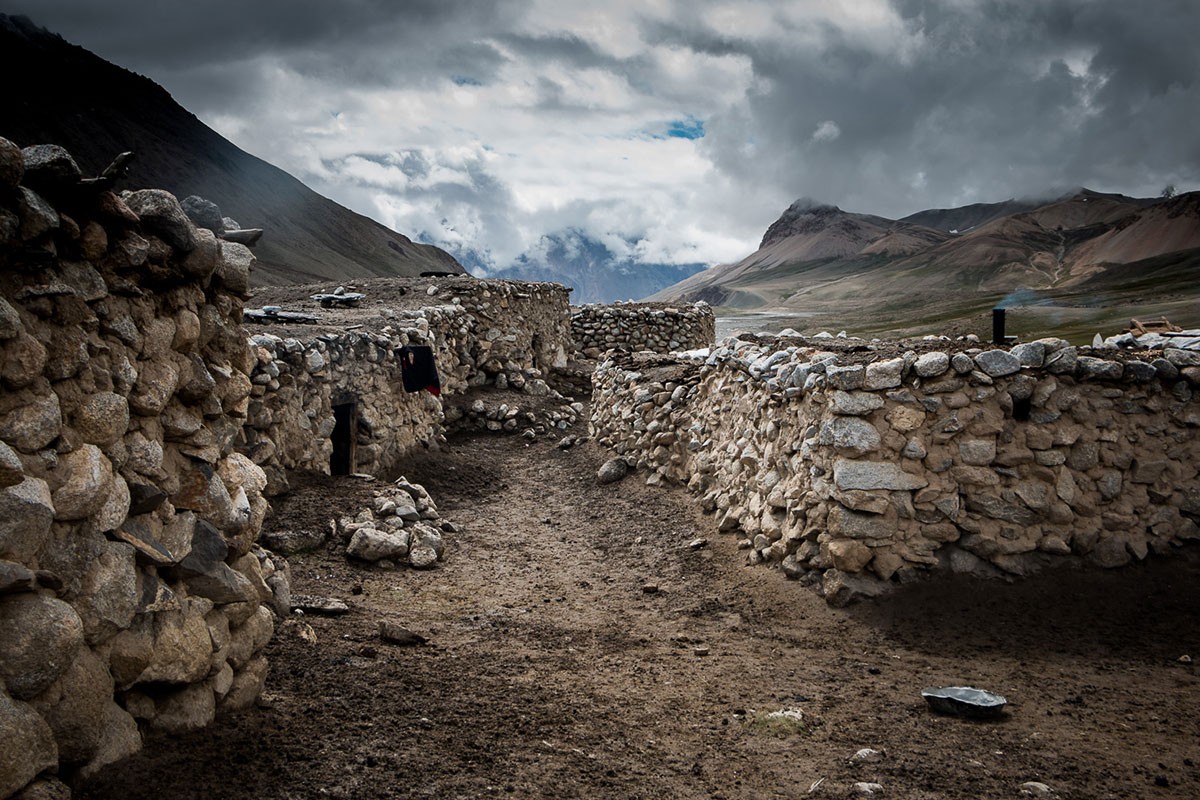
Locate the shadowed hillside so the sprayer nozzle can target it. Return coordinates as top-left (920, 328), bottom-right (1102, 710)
top-left (0, 14), bottom-right (463, 286)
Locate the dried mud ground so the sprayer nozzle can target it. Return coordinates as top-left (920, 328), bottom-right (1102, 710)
top-left (82, 431), bottom-right (1200, 800)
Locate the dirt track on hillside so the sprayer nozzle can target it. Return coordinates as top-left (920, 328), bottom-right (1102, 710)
top-left (81, 432), bottom-right (1200, 800)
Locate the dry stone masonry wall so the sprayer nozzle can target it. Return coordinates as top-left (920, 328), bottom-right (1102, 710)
top-left (0, 139), bottom-right (283, 797)
top-left (246, 280), bottom-right (574, 490)
top-left (591, 334), bottom-right (1200, 606)
top-left (571, 301), bottom-right (714, 359)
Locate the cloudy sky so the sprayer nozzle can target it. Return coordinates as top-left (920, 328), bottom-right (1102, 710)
top-left (9, 0), bottom-right (1200, 270)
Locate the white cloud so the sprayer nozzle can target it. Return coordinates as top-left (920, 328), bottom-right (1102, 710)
top-left (811, 120), bottom-right (841, 142)
top-left (15, 0), bottom-right (1200, 272)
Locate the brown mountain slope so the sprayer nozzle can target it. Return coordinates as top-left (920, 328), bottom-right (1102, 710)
top-left (653, 189), bottom-right (1200, 339)
top-left (0, 14), bottom-right (463, 286)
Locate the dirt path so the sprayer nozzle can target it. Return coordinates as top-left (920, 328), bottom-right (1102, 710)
top-left (82, 432), bottom-right (1200, 799)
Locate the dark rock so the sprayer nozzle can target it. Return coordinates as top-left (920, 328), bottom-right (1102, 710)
top-left (183, 562), bottom-right (256, 605)
top-left (178, 519), bottom-right (229, 577)
top-left (0, 137), bottom-right (24, 190)
top-left (122, 189), bottom-right (195, 252)
top-left (114, 519), bottom-right (177, 565)
top-left (180, 195), bottom-right (223, 234)
top-left (127, 483), bottom-right (167, 516)
top-left (20, 145), bottom-right (81, 190)
top-left (378, 621), bottom-right (427, 646)
top-left (597, 457), bottom-right (629, 484)
top-left (0, 560), bottom-right (36, 594)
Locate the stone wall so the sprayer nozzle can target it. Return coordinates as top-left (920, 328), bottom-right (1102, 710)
top-left (0, 139), bottom-right (284, 797)
top-left (246, 280), bottom-right (573, 490)
top-left (591, 334), bottom-right (1200, 605)
top-left (571, 301), bottom-right (714, 358)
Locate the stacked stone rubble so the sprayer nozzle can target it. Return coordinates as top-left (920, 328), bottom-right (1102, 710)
top-left (591, 334), bottom-right (1200, 605)
top-left (571, 301), bottom-right (714, 358)
top-left (341, 477), bottom-right (452, 569)
top-left (0, 139), bottom-right (281, 797)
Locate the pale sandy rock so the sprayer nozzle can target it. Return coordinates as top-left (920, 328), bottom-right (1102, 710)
top-left (1, 392), bottom-right (61, 452)
top-left (50, 444), bottom-right (113, 521)
top-left (72, 392), bottom-right (129, 447)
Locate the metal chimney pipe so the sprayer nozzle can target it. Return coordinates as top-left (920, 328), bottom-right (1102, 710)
top-left (992, 307), bottom-right (1006, 346)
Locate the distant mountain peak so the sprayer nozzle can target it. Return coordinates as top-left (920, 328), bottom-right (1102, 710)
top-left (760, 198), bottom-right (863, 249)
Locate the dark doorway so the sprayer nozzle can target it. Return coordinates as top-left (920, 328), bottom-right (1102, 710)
top-left (330, 401), bottom-right (357, 476)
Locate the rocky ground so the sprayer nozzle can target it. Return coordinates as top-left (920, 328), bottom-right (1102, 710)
top-left (80, 429), bottom-right (1200, 799)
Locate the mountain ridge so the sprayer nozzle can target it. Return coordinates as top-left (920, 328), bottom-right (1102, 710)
top-left (652, 187), bottom-right (1200, 339)
top-left (0, 13), bottom-right (463, 286)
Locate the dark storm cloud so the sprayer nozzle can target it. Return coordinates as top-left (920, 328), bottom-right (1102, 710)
top-left (654, 0), bottom-right (1200, 215)
top-left (7, 0), bottom-right (1197, 264)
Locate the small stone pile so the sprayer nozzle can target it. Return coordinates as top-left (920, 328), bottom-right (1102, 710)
top-left (340, 477), bottom-right (452, 569)
top-left (592, 332), bottom-right (1200, 605)
top-left (571, 301), bottom-right (714, 358)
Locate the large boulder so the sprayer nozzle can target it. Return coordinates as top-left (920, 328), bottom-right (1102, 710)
top-left (122, 189), bottom-right (196, 253)
top-left (0, 594), bottom-right (84, 700)
top-left (0, 692), bottom-right (58, 799)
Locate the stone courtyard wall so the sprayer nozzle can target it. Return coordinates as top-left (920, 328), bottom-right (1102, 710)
top-left (571, 301), bottom-right (714, 358)
top-left (591, 334), bottom-right (1200, 605)
top-left (247, 281), bottom-right (573, 490)
top-left (0, 139), bottom-right (281, 797)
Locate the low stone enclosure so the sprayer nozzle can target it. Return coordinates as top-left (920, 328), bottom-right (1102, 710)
top-left (0, 137), bottom-right (716, 798)
top-left (571, 301), bottom-right (714, 359)
top-left (591, 334), bottom-right (1200, 606)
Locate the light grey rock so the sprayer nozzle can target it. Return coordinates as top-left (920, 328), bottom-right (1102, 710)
top-left (819, 417), bottom-right (881, 455)
top-left (409, 543), bottom-right (439, 569)
top-left (914, 351), bottom-right (950, 377)
top-left (958, 439), bottom-right (996, 466)
top-left (216, 241), bottom-right (254, 294)
top-left (149, 683), bottom-right (215, 734)
top-left (1076, 356), bottom-right (1123, 381)
top-left (950, 353), bottom-right (974, 374)
top-left (829, 391), bottom-right (885, 416)
top-left (75, 541), bottom-right (138, 644)
top-left (833, 459), bottom-right (928, 491)
top-left (864, 358), bottom-right (904, 390)
top-left (1044, 346), bottom-right (1078, 374)
top-left (346, 527), bottom-right (410, 562)
top-left (1165, 348), bottom-right (1200, 367)
top-left (33, 646), bottom-right (112, 764)
top-left (974, 350), bottom-right (1021, 377)
top-left (0, 298), bottom-right (20, 341)
top-left (1010, 341), bottom-right (1046, 367)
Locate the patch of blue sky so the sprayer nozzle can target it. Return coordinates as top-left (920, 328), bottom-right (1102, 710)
top-left (636, 116), bottom-right (706, 141)
top-left (666, 116), bottom-right (705, 139)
